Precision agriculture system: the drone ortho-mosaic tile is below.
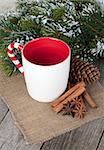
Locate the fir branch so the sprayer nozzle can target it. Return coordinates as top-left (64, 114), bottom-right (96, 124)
top-left (83, 22), bottom-right (101, 35)
top-left (0, 0), bottom-right (103, 76)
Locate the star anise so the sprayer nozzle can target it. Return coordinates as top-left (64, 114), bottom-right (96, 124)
top-left (72, 97), bottom-right (82, 108)
top-left (73, 96), bottom-right (86, 109)
top-left (62, 101), bottom-right (76, 117)
top-left (72, 104), bottom-right (86, 119)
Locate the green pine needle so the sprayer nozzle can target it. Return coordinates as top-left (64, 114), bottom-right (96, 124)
top-left (0, 0), bottom-right (103, 76)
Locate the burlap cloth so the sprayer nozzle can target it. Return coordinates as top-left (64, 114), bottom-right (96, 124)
top-left (0, 70), bottom-right (104, 144)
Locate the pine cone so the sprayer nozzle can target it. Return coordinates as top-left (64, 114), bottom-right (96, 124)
top-left (70, 58), bottom-right (100, 84)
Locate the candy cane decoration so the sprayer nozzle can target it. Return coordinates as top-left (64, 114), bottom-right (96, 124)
top-left (7, 43), bottom-right (24, 76)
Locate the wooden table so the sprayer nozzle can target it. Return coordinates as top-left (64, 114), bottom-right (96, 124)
top-left (0, 59), bottom-right (104, 150)
top-left (0, 2), bottom-right (104, 150)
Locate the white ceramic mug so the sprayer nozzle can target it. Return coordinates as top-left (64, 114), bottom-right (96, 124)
top-left (7, 37), bottom-right (71, 102)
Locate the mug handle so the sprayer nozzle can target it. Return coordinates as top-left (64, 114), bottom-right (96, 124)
top-left (7, 42), bottom-right (24, 76)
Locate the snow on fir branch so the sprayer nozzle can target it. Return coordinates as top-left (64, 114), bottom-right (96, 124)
top-left (0, 0), bottom-right (104, 76)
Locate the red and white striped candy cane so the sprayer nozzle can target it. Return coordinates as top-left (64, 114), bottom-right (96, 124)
top-left (7, 43), bottom-right (24, 76)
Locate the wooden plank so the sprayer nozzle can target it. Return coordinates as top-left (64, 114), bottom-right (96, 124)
top-left (98, 131), bottom-right (104, 150)
top-left (0, 112), bottom-right (42, 150)
top-left (42, 119), bottom-right (104, 150)
top-left (0, 97), bottom-right (8, 123)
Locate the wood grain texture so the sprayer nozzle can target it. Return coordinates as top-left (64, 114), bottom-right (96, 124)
top-left (98, 131), bottom-right (104, 150)
top-left (0, 98), bottom-right (8, 123)
top-left (42, 119), bottom-right (104, 150)
top-left (0, 112), bottom-right (42, 150)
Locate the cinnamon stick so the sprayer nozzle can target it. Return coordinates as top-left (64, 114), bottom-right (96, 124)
top-left (52, 81), bottom-right (86, 108)
top-left (83, 90), bottom-right (97, 108)
top-left (52, 86), bottom-right (86, 113)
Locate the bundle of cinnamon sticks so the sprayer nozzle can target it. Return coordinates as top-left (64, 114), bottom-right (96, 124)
top-left (51, 81), bottom-right (97, 118)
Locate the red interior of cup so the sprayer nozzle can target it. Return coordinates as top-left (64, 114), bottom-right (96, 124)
top-left (23, 37), bottom-right (70, 66)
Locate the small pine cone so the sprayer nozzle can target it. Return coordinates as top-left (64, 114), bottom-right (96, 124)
top-left (70, 58), bottom-right (100, 84)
